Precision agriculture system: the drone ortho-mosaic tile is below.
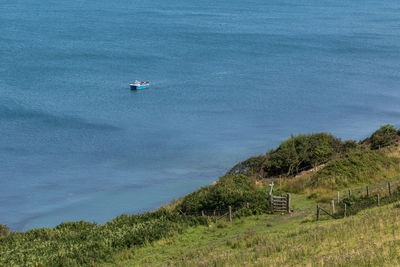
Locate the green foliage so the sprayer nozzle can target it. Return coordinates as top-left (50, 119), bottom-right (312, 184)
top-left (264, 133), bottom-right (342, 176)
top-left (0, 175), bottom-right (270, 266)
top-left (228, 155), bottom-right (266, 178)
top-left (176, 174), bottom-right (270, 214)
top-left (340, 140), bottom-right (359, 153)
top-left (311, 150), bottom-right (400, 189)
top-left (307, 193), bottom-right (318, 200)
top-left (366, 124), bottom-right (399, 149)
top-left (0, 209), bottom-right (206, 266)
top-left (0, 224), bottom-right (10, 238)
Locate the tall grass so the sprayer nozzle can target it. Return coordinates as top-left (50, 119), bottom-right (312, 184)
top-left (311, 150), bottom-right (400, 189)
top-left (160, 203), bottom-right (400, 267)
top-left (281, 149), bottom-right (400, 200)
top-left (0, 210), bottom-right (207, 266)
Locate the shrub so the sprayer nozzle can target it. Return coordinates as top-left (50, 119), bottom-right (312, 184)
top-left (367, 124), bottom-right (398, 149)
top-left (176, 174), bottom-right (270, 214)
top-left (264, 133), bottom-right (342, 177)
top-left (228, 155), bottom-right (266, 178)
top-left (340, 140), bottom-right (359, 153)
top-left (0, 224), bottom-right (10, 238)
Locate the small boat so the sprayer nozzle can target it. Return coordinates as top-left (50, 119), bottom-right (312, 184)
top-left (130, 80), bottom-right (150, 90)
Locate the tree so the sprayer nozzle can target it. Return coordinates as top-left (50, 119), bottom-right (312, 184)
top-left (369, 124), bottom-right (398, 149)
top-left (306, 133), bottom-right (340, 168)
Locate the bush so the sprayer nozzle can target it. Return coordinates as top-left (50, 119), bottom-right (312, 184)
top-left (367, 124), bottom-right (398, 149)
top-left (264, 133), bottom-right (342, 177)
top-left (340, 140), bottom-right (360, 153)
top-left (228, 155), bottom-right (266, 178)
top-left (176, 174), bottom-right (270, 215)
top-left (0, 224), bottom-right (10, 238)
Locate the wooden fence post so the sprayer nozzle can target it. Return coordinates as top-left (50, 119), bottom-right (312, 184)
top-left (229, 206), bottom-right (232, 222)
top-left (331, 200), bottom-right (335, 213)
top-left (213, 210), bottom-right (216, 216)
top-left (388, 182), bottom-right (392, 195)
top-left (201, 210), bottom-right (205, 217)
top-left (337, 192), bottom-right (340, 203)
top-left (366, 186), bottom-right (369, 197)
top-left (317, 204), bottom-right (320, 221)
top-left (246, 202), bottom-right (249, 209)
top-left (286, 193), bottom-right (291, 213)
top-left (377, 194), bottom-right (380, 206)
top-left (344, 204), bottom-right (347, 217)
top-left (348, 189), bottom-right (352, 198)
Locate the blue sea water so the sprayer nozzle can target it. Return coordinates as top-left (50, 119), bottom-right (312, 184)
top-left (1, 0), bottom-right (400, 230)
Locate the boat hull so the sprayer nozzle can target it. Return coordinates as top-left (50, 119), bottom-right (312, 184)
top-left (130, 85), bottom-right (149, 90)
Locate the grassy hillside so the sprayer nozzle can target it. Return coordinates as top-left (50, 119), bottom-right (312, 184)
top-left (1, 124), bottom-right (400, 266)
top-left (282, 147), bottom-right (400, 200)
top-left (107, 199), bottom-right (400, 267)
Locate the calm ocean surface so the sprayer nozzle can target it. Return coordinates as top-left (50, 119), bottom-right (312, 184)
top-left (1, 0), bottom-right (400, 230)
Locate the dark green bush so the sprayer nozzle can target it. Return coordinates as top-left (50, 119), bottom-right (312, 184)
top-left (0, 224), bottom-right (10, 238)
top-left (228, 155), bottom-right (266, 178)
top-left (367, 124), bottom-right (399, 149)
top-left (264, 133), bottom-right (342, 177)
top-left (176, 174), bottom-right (270, 214)
top-left (340, 140), bottom-right (360, 153)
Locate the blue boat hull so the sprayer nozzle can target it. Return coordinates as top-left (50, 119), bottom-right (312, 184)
top-left (130, 85), bottom-right (149, 90)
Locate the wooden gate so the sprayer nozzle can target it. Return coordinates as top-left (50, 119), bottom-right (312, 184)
top-left (270, 194), bottom-right (291, 213)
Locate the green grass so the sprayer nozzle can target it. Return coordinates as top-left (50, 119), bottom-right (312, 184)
top-left (108, 201), bottom-right (400, 267)
top-left (104, 194), bottom-right (316, 267)
top-left (0, 210), bottom-right (207, 266)
top-left (311, 149), bottom-right (400, 189)
top-left (282, 147), bottom-right (400, 202)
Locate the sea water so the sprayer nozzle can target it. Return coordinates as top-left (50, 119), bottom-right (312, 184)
top-left (1, 0), bottom-right (400, 230)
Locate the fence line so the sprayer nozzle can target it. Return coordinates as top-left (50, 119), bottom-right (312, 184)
top-left (317, 181), bottom-right (399, 221)
top-left (181, 203), bottom-right (252, 221)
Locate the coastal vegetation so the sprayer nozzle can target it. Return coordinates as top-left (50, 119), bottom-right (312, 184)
top-left (0, 210), bottom-right (207, 266)
top-left (363, 124), bottom-right (399, 149)
top-left (114, 202), bottom-right (400, 267)
top-left (310, 149), bottom-right (400, 189)
top-left (1, 124), bottom-right (399, 266)
top-left (0, 224), bottom-right (10, 238)
top-left (177, 174), bottom-right (270, 216)
top-left (230, 125), bottom-right (400, 181)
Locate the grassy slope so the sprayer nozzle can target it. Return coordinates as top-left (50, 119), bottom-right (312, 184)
top-left (2, 133), bottom-right (398, 266)
top-left (103, 195), bottom-right (318, 266)
top-left (107, 177), bottom-right (400, 267)
top-left (281, 146), bottom-right (400, 202)
top-left (108, 200), bottom-right (400, 267)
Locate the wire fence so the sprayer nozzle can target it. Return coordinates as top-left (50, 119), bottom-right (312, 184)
top-left (317, 181), bottom-right (400, 220)
top-left (178, 205), bottom-right (247, 221)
